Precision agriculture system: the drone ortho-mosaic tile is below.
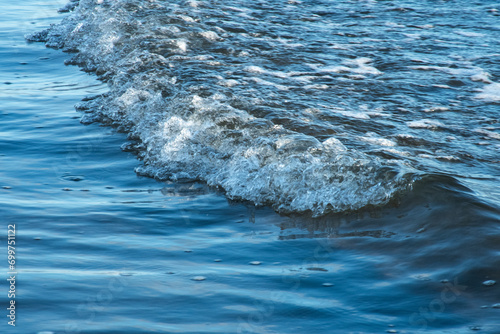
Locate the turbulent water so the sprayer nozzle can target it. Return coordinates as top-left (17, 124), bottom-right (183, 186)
top-left (3, 0), bottom-right (499, 333)
top-left (27, 0), bottom-right (500, 215)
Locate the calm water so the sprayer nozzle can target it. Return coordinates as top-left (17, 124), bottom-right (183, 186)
top-left (1, 0), bottom-right (500, 333)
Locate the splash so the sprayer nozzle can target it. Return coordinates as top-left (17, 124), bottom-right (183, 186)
top-left (27, 0), bottom-right (413, 215)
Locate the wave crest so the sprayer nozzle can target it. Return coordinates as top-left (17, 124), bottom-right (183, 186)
top-left (28, 0), bottom-right (413, 215)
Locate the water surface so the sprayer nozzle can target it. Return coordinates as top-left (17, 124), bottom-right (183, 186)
top-left (1, 1), bottom-right (499, 333)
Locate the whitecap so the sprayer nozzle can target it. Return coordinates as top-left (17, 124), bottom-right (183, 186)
top-left (475, 83), bottom-right (500, 102)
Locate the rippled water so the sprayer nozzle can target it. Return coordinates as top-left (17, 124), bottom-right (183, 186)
top-left (2, 0), bottom-right (500, 333)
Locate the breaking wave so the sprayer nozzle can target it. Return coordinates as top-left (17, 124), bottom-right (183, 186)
top-left (33, 0), bottom-right (484, 215)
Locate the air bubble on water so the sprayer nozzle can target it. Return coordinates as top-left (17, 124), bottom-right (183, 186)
top-left (482, 280), bottom-right (496, 286)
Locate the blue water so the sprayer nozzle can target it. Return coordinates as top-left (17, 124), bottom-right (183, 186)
top-left (1, 0), bottom-right (500, 333)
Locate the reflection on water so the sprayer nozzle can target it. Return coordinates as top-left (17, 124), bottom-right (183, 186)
top-left (0, 1), bottom-right (499, 334)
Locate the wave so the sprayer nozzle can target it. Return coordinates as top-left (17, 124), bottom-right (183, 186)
top-left (27, 0), bottom-right (415, 215)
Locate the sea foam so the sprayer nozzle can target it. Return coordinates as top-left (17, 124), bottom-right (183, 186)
top-left (27, 0), bottom-right (412, 215)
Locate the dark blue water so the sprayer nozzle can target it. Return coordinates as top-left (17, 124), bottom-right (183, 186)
top-left (1, 1), bottom-right (500, 333)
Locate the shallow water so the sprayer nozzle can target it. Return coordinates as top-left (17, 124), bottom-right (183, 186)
top-left (1, 1), bottom-right (500, 333)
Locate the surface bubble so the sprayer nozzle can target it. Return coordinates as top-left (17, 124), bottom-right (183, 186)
top-left (482, 280), bottom-right (496, 286)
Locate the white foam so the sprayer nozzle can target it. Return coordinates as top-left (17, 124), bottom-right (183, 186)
top-left (407, 119), bottom-right (445, 129)
top-left (249, 77), bottom-right (290, 91)
top-left (409, 65), bottom-right (495, 86)
top-left (436, 155), bottom-right (461, 162)
top-left (475, 83), bottom-right (500, 102)
top-left (303, 84), bottom-right (329, 90)
top-left (383, 148), bottom-right (411, 157)
top-left (385, 21), bottom-right (405, 28)
top-left (359, 133), bottom-right (397, 147)
top-left (177, 15), bottom-right (195, 23)
top-left (176, 39), bottom-right (188, 52)
top-left (244, 65), bottom-right (266, 74)
top-left (218, 79), bottom-right (240, 87)
top-left (423, 106), bottom-right (450, 113)
top-left (475, 128), bottom-right (500, 140)
top-left (329, 107), bottom-right (371, 120)
top-left (455, 30), bottom-right (485, 38)
top-left (200, 31), bottom-right (221, 41)
top-left (320, 57), bottom-right (382, 76)
top-left (471, 72), bottom-right (492, 83)
top-left (186, 0), bottom-right (200, 8)
top-left (244, 66), bottom-right (291, 79)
